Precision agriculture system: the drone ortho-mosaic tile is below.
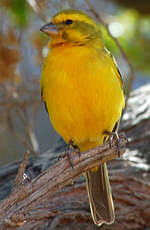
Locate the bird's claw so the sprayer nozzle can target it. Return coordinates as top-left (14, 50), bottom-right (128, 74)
top-left (103, 130), bottom-right (121, 157)
top-left (58, 140), bottom-right (80, 168)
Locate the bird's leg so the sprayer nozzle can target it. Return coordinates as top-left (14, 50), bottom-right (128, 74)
top-left (66, 140), bottom-right (81, 168)
top-left (69, 140), bottom-right (81, 157)
top-left (64, 140), bottom-right (74, 168)
top-left (58, 140), bottom-right (80, 167)
top-left (58, 141), bottom-right (74, 167)
top-left (103, 130), bottom-right (121, 157)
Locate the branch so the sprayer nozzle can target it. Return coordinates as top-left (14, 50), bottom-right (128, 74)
top-left (0, 133), bottom-right (127, 228)
top-left (13, 150), bottom-right (30, 190)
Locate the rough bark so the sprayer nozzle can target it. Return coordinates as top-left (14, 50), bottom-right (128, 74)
top-left (0, 84), bottom-right (150, 230)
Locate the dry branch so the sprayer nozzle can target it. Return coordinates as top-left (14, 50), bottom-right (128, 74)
top-left (0, 133), bottom-right (127, 229)
top-left (13, 150), bottom-right (30, 190)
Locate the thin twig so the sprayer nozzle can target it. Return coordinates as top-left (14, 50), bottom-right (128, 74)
top-left (14, 132), bottom-right (34, 153)
top-left (26, 125), bottom-right (40, 154)
top-left (26, 0), bottom-right (48, 22)
top-left (14, 150), bottom-right (30, 190)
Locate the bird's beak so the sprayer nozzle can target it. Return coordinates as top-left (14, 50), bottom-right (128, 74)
top-left (40, 23), bottom-right (59, 36)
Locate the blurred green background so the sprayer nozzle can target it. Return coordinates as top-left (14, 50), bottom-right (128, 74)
top-left (0, 0), bottom-right (150, 166)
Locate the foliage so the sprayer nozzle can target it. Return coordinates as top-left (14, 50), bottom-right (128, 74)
top-left (1, 0), bottom-right (29, 27)
top-left (101, 9), bottom-right (150, 73)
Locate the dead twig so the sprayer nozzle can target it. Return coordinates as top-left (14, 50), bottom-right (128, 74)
top-left (13, 150), bottom-right (30, 190)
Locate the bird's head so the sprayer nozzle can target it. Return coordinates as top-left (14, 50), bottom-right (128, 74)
top-left (40, 9), bottom-right (102, 47)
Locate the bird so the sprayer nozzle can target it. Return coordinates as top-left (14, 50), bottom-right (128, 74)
top-left (40, 9), bottom-right (125, 226)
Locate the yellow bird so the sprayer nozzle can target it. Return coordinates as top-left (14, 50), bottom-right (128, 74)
top-left (40, 9), bottom-right (124, 226)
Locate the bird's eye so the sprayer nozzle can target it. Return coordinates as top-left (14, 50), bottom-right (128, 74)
top-left (66, 19), bottom-right (73, 25)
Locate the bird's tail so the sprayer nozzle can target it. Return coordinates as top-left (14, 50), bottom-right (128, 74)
top-left (85, 163), bottom-right (115, 225)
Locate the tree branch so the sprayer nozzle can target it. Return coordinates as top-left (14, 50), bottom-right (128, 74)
top-left (0, 133), bottom-right (127, 228)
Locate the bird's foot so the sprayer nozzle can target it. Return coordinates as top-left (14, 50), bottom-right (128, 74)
top-left (58, 151), bottom-right (74, 168)
top-left (68, 139), bottom-right (81, 157)
top-left (103, 130), bottom-right (121, 157)
top-left (58, 140), bottom-right (80, 168)
top-left (67, 140), bottom-right (81, 168)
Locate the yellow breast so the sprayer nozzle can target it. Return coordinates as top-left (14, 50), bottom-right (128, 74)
top-left (41, 45), bottom-right (124, 151)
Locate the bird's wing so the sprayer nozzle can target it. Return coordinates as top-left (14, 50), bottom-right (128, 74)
top-left (103, 48), bottom-right (123, 89)
top-left (40, 74), bottom-right (48, 113)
